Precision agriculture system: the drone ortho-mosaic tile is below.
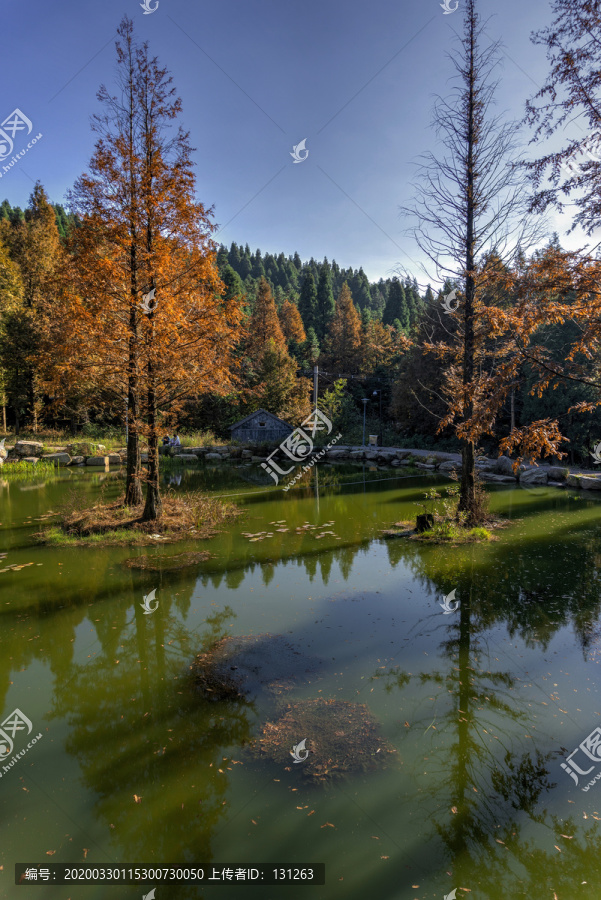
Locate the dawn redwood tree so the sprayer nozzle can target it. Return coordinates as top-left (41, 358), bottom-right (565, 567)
top-left (278, 298), bottom-right (306, 345)
top-left (324, 282), bottom-right (362, 372)
top-left (526, 0), bottom-right (601, 236)
top-left (46, 17), bottom-right (241, 520)
top-left (247, 277), bottom-right (286, 357)
top-left (401, 0), bottom-right (540, 524)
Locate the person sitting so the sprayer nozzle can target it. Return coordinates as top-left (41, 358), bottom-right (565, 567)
top-left (162, 435), bottom-right (171, 446)
top-left (171, 434), bottom-right (181, 448)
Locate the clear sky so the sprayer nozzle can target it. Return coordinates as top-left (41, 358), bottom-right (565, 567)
top-left (0, 0), bottom-right (587, 284)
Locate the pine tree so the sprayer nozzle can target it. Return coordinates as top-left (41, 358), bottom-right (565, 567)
top-left (301, 326), bottom-right (320, 367)
top-left (315, 265), bottom-right (335, 341)
top-left (298, 272), bottom-right (317, 332)
top-left (383, 278), bottom-right (409, 329)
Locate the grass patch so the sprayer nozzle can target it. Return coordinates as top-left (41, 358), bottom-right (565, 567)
top-left (38, 491), bottom-right (242, 546)
top-left (1, 460), bottom-right (57, 481)
top-left (415, 522), bottom-right (495, 543)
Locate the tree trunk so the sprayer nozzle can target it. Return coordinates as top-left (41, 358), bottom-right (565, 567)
top-left (510, 387), bottom-right (515, 433)
top-left (15, 408), bottom-right (20, 436)
top-left (142, 359), bottom-right (162, 521)
top-left (124, 240), bottom-right (143, 506)
top-left (458, 1), bottom-right (478, 525)
top-left (125, 373), bottom-right (143, 506)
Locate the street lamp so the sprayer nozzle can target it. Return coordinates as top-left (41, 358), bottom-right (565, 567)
top-left (373, 390), bottom-right (383, 446)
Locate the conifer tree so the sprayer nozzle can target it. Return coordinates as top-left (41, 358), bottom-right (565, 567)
top-left (247, 276), bottom-right (286, 359)
top-left (315, 265), bottom-right (335, 341)
top-left (279, 298), bottom-right (306, 345)
top-left (383, 278), bottom-right (409, 329)
top-left (326, 282), bottom-right (362, 371)
top-left (298, 272), bottom-right (318, 332)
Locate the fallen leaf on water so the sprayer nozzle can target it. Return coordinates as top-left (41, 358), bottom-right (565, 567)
top-left (321, 822), bottom-right (335, 828)
top-left (133, 795), bottom-right (142, 804)
top-left (46, 851), bottom-right (55, 856)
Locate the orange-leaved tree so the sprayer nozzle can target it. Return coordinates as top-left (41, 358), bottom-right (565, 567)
top-left (323, 282), bottom-right (362, 372)
top-left (43, 17), bottom-right (241, 519)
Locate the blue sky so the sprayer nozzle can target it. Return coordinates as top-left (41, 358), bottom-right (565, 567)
top-left (0, 0), bottom-right (586, 284)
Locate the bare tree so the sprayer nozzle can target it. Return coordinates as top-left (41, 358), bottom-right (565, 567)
top-left (400, 0), bottom-right (543, 523)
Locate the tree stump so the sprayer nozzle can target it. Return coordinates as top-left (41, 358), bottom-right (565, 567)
top-left (416, 513), bottom-right (434, 533)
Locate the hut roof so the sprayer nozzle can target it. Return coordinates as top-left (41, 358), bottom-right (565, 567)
top-left (229, 409), bottom-right (293, 431)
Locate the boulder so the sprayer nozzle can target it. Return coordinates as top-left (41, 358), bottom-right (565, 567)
top-left (579, 476), bottom-right (601, 491)
top-left (43, 452), bottom-right (72, 466)
top-left (241, 449), bottom-right (253, 459)
top-left (566, 474), bottom-right (582, 488)
top-left (0, 439), bottom-right (7, 462)
top-left (21, 457), bottom-right (40, 465)
top-left (396, 450), bottom-right (412, 460)
top-left (205, 452), bottom-right (223, 460)
top-left (365, 451), bottom-right (379, 461)
top-left (494, 456), bottom-right (516, 476)
top-left (350, 451), bottom-right (365, 459)
top-left (547, 466), bottom-right (568, 481)
top-left (86, 456), bottom-right (109, 466)
top-left (438, 460), bottom-right (460, 473)
top-left (391, 459), bottom-right (402, 467)
top-left (70, 456), bottom-right (85, 466)
top-left (176, 454), bottom-right (198, 463)
top-left (14, 441), bottom-right (44, 457)
top-left (107, 454), bottom-right (122, 465)
top-left (519, 467), bottom-right (548, 485)
top-left (398, 459), bottom-right (415, 466)
top-left (416, 462), bottom-right (436, 469)
top-left (326, 449), bottom-right (347, 459)
top-left (482, 473), bottom-right (517, 483)
top-left (141, 452), bottom-right (149, 462)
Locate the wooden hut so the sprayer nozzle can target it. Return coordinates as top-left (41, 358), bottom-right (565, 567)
top-left (229, 409), bottom-right (293, 445)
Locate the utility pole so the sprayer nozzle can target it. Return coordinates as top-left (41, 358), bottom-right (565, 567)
top-left (313, 365), bottom-right (319, 408)
top-left (362, 398), bottom-right (368, 447)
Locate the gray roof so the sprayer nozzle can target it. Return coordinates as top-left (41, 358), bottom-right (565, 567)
top-left (229, 408), bottom-right (293, 430)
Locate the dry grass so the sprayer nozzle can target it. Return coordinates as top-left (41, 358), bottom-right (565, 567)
top-left (40, 491), bottom-right (242, 546)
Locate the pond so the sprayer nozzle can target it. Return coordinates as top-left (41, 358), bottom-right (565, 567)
top-left (1, 462), bottom-right (601, 899)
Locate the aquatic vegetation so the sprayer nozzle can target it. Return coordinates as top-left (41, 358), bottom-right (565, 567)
top-left (249, 698), bottom-right (398, 783)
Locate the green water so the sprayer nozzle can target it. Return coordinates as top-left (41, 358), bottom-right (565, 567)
top-left (2, 462), bottom-right (601, 900)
